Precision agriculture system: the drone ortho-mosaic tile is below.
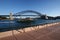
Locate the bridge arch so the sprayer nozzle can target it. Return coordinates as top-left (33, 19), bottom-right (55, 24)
top-left (14, 10), bottom-right (42, 16)
top-left (13, 10), bottom-right (44, 19)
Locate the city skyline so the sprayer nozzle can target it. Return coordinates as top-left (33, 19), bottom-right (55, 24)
top-left (0, 0), bottom-right (60, 17)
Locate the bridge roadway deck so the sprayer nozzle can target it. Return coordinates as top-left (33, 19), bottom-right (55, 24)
top-left (0, 15), bottom-right (40, 17)
top-left (0, 22), bottom-right (60, 40)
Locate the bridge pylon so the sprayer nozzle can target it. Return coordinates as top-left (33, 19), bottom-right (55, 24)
top-left (9, 12), bottom-right (13, 20)
top-left (45, 14), bottom-right (48, 19)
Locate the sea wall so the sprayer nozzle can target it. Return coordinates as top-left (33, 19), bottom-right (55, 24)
top-left (20, 22), bottom-right (60, 32)
top-left (0, 22), bottom-right (60, 38)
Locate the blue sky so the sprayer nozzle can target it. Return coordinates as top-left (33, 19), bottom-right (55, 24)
top-left (0, 0), bottom-right (60, 16)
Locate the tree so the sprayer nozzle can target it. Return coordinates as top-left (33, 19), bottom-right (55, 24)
top-left (0, 16), bottom-right (7, 19)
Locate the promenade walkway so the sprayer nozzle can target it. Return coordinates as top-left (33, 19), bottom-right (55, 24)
top-left (0, 22), bottom-right (60, 40)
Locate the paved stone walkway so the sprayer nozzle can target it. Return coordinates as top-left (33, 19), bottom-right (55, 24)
top-left (0, 23), bottom-right (60, 40)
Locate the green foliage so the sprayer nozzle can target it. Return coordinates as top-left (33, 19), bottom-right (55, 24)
top-left (0, 16), bottom-right (7, 19)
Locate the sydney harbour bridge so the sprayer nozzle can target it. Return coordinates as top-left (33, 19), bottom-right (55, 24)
top-left (0, 10), bottom-right (48, 20)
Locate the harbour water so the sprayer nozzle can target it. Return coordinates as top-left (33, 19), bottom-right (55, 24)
top-left (0, 19), bottom-right (60, 32)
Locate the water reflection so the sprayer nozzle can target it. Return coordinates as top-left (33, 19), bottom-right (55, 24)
top-left (0, 19), bottom-right (60, 32)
